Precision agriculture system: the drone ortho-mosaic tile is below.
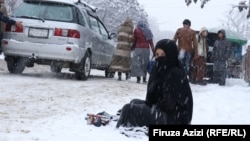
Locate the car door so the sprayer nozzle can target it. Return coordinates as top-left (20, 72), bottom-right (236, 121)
top-left (87, 15), bottom-right (105, 68)
top-left (97, 20), bottom-right (115, 66)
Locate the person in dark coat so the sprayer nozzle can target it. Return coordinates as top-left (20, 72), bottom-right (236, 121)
top-left (212, 29), bottom-right (231, 86)
top-left (0, 0), bottom-right (8, 54)
top-left (116, 39), bottom-right (193, 128)
top-left (0, 11), bottom-right (22, 54)
top-left (0, 11), bottom-right (22, 31)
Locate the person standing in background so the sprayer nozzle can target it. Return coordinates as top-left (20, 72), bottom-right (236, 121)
top-left (131, 20), bottom-right (154, 83)
top-left (109, 17), bottom-right (134, 81)
top-left (191, 27), bottom-right (208, 85)
top-left (173, 19), bottom-right (198, 79)
top-left (0, 0), bottom-right (8, 54)
top-left (212, 29), bottom-right (231, 86)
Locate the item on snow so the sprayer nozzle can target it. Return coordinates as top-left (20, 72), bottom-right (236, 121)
top-left (85, 111), bottom-right (120, 127)
top-left (147, 57), bottom-right (155, 74)
top-left (86, 113), bottom-right (109, 127)
top-left (97, 111), bottom-right (119, 122)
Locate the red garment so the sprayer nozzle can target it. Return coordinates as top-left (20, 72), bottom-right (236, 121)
top-left (133, 28), bottom-right (154, 52)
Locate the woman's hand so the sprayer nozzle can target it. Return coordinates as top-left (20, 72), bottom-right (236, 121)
top-left (15, 21), bottom-right (23, 28)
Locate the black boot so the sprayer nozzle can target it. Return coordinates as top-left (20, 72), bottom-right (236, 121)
top-left (136, 77), bottom-right (141, 83)
top-left (125, 73), bottom-right (130, 80)
top-left (218, 71), bottom-right (226, 86)
top-left (118, 72), bottom-right (122, 81)
top-left (143, 77), bottom-right (147, 83)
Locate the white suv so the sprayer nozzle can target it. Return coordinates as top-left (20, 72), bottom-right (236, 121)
top-left (2, 0), bottom-right (116, 80)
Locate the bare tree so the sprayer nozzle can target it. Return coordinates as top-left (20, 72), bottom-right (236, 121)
top-left (185, 0), bottom-right (210, 8)
top-left (6, 0), bottom-right (18, 14)
top-left (85, 0), bottom-right (147, 33)
top-left (230, 1), bottom-right (250, 19)
top-left (185, 0), bottom-right (250, 19)
top-left (222, 9), bottom-right (250, 40)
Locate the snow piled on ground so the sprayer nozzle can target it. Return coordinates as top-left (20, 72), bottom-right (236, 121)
top-left (0, 55), bottom-right (250, 141)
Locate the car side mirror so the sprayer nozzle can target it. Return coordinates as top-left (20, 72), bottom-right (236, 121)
top-left (109, 33), bottom-right (117, 39)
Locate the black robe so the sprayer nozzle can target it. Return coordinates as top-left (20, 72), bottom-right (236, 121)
top-left (145, 56), bottom-right (193, 124)
top-left (116, 55), bottom-right (193, 128)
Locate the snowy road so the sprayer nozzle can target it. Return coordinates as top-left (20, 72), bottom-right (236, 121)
top-left (1, 56), bottom-right (250, 141)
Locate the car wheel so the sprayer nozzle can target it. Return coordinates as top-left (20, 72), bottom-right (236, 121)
top-left (75, 52), bottom-right (91, 80)
top-left (50, 62), bottom-right (62, 73)
top-left (5, 56), bottom-right (26, 74)
top-left (105, 69), bottom-right (115, 78)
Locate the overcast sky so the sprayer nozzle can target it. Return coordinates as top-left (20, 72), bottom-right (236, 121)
top-left (137, 0), bottom-right (243, 32)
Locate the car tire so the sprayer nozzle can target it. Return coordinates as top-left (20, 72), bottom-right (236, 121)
top-left (105, 69), bottom-right (115, 78)
top-left (75, 52), bottom-right (91, 80)
top-left (6, 56), bottom-right (26, 74)
top-left (50, 62), bottom-right (62, 73)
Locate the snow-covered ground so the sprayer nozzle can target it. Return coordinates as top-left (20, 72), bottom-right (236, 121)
top-left (0, 54), bottom-right (250, 141)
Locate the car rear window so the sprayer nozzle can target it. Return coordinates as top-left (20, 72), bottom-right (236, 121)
top-left (15, 2), bottom-right (74, 22)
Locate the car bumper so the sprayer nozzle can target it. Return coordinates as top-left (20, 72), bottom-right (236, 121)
top-left (2, 39), bottom-right (86, 64)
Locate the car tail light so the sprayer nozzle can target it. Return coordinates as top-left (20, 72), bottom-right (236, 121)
top-left (54, 28), bottom-right (80, 39)
top-left (5, 24), bottom-right (23, 33)
top-left (66, 47), bottom-right (72, 51)
top-left (3, 40), bottom-right (8, 45)
top-left (68, 29), bottom-right (80, 38)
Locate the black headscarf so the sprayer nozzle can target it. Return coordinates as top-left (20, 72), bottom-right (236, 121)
top-left (153, 39), bottom-right (183, 71)
top-left (146, 39), bottom-right (184, 107)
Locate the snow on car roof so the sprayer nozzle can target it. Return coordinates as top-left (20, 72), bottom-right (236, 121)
top-left (23, 0), bottom-right (76, 5)
top-left (23, 0), bottom-right (97, 12)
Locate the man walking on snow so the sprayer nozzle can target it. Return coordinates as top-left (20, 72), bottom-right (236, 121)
top-left (173, 19), bottom-right (198, 79)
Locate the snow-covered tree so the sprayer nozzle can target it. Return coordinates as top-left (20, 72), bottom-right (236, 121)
top-left (185, 0), bottom-right (250, 19)
top-left (185, 0), bottom-right (210, 8)
top-left (222, 9), bottom-right (250, 40)
top-left (232, 1), bottom-right (250, 19)
top-left (85, 0), bottom-right (148, 33)
top-left (147, 17), bottom-right (175, 43)
top-left (5, 0), bottom-right (22, 15)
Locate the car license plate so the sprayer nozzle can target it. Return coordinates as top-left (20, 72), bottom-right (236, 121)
top-left (29, 28), bottom-right (49, 38)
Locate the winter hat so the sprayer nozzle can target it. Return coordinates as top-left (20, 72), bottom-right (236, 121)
top-left (218, 29), bottom-right (225, 35)
top-left (183, 19), bottom-right (191, 26)
top-left (218, 29), bottom-right (226, 38)
top-left (200, 27), bottom-right (208, 34)
top-left (155, 39), bottom-right (179, 59)
top-left (123, 17), bottom-right (133, 27)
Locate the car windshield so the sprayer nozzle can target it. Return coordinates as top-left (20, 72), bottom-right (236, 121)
top-left (15, 2), bottom-right (73, 22)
